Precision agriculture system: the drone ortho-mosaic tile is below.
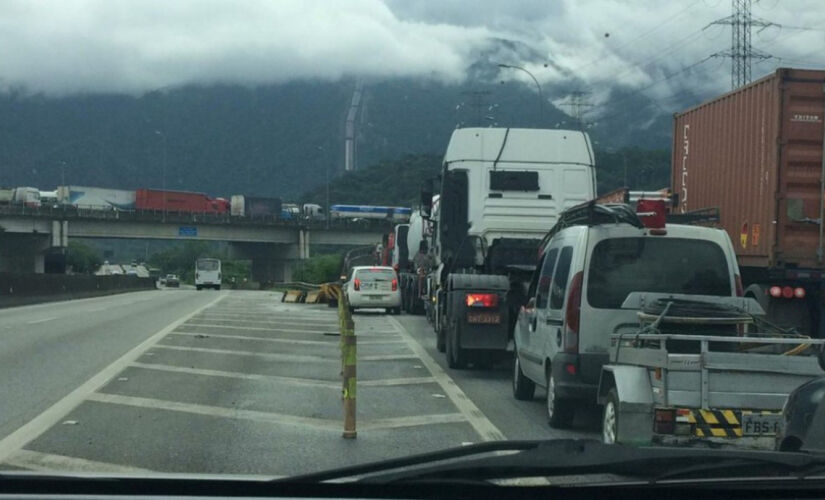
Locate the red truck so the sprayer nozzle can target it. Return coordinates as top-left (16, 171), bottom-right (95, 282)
top-left (135, 189), bottom-right (229, 214)
top-left (672, 67), bottom-right (825, 337)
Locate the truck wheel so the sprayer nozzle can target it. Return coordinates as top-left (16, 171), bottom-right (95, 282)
top-left (436, 322), bottom-right (446, 352)
top-left (196, 285), bottom-right (202, 291)
top-left (446, 321), bottom-right (467, 369)
top-left (546, 370), bottom-right (574, 428)
top-left (512, 354), bottom-right (535, 400)
top-left (602, 388), bottom-right (620, 444)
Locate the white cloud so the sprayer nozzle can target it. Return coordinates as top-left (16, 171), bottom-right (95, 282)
top-left (0, 0), bottom-right (821, 97)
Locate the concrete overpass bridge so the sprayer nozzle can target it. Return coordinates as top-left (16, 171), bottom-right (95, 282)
top-left (0, 206), bottom-right (389, 282)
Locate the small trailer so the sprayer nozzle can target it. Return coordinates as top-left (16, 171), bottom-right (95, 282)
top-left (598, 293), bottom-right (825, 450)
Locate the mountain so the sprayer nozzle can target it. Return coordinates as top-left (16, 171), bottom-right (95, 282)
top-left (0, 77), bottom-right (692, 200)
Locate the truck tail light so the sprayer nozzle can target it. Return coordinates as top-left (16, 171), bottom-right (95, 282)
top-left (653, 408), bottom-right (676, 434)
top-left (465, 293), bottom-right (498, 308)
top-left (734, 274), bottom-right (743, 297)
top-left (391, 278), bottom-right (398, 291)
top-left (354, 278), bottom-right (361, 291)
top-left (563, 272), bottom-right (583, 354)
top-left (782, 286), bottom-right (794, 299)
top-left (795, 287), bottom-right (806, 299)
top-left (769, 286), bottom-right (782, 298)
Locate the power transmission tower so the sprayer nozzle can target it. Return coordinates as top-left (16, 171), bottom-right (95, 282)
top-left (460, 90), bottom-right (492, 126)
top-left (710, 0), bottom-right (775, 89)
top-left (557, 90), bottom-right (594, 130)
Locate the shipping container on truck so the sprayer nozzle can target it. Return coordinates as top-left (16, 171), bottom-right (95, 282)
top-left (135, 189), bottom-right (228, 214)
top-left (672, 67), bottom-right (825, 337)
top-left (57, 186), bottom-right (136, 210)
top-left (230, 195), bottom-right (282, 218)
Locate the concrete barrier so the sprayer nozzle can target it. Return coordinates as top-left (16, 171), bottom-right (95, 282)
top-left (0, 273), bottom-right (157, 309)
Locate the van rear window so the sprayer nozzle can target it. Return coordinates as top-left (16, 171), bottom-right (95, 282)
top-left (587, 238), bottom-right (731, 309)
top-left (356, 269), bottom-right (395, 281)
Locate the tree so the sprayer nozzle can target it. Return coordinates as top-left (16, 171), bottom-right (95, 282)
top-left (66, 241), bottom-right (103, 274)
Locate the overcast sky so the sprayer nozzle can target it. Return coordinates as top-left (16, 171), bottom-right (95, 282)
top-left (1, 0), bottom-right (822, 103)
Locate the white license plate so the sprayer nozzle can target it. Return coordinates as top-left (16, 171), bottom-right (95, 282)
top-left (741, 412), bottom-right (782, 436)
top-left (367, 295), bottom-right (383, 300)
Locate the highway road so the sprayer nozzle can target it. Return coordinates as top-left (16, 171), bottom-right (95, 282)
top-left (0, 290), bottom-right (599, 477)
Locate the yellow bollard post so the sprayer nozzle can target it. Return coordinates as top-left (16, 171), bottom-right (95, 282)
top-left (339, 289), bottom-right (357, 438)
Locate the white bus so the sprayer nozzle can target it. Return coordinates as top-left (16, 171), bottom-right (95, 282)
top-left (195, 258), bottom-right (221, 290)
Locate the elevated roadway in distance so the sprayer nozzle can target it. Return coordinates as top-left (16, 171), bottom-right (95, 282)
top-left (0, 206), bottom-right (390, 280)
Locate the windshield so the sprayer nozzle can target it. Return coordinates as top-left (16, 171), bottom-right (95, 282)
top-left (196, 259), bottom-right (220, 271)
top-left (0, 0), bottom-right (821, 488)
top-left (587, 237), bottom-right (731, 308)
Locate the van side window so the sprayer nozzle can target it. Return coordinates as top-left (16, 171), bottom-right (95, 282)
top-left (536, 248), bottom-right (559, 309)
top-left (549, 246), bottom-right (573, 310)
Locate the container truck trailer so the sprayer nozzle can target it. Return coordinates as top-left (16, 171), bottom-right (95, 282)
top-left (672, 67), bottom-right (825, 337)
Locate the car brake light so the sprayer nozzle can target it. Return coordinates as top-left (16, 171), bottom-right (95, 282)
top-left (653, 408), bottom-right (676, 434)
top-left (465, 293), bottom-right (498, 308)
top-left (563, 272), bottom-right (583, 354)
top-left (354, 278), bottom-right (361, 291)
top-left (392, 278), bottom-right (398, 291)
top-left (795, 287), bottom-right (806, 299)
top-left (782, 286), bottom-right (794, 299)
top-left (734, 274), bottom-right (743, 297)
top-left (769, 286), bottom-right (782, 298)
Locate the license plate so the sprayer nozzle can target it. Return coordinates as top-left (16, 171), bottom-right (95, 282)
top-left (467, 311), bottom-right (501, 324)
top-left (741, 412), bottom-right (782, 436)
top-left (367, 295), bottom-right (383, 300)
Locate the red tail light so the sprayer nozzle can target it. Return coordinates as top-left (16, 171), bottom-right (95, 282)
top-left (795, 287), bottom-right (806, 299)
top-left (734, 274), bottom-right (743, 297)
top-left (782, 286), bottom-right (794, 299)
top-left (563, 272), bottom-right (583, 354)
top-left (465, 293), bottom-right (498, 308)
top-left (769, 286), bottom-right (782, 298)
top-left (391, 278), bottom-right (398, 291)
top-left (654, 408), bottom-right (676, 434)
top-left (354, 278), bottom-right (361, 291)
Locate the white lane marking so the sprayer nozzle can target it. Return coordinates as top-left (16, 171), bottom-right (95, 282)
top-left (152, 344), bottom-right (334, 362)
top-left (0, 293), bottom-right (228, 466)
top-left (5, 450), bottom-right (154, 474)
top-left (129, 362), bottom-right (341, 388)
top-left (192, 313), bottom-right (339, 324)
top-left (27, 317), bottom-right (57, 324)
top-left (182, 322), bottom-right (342, 333)
top-left (386, 316), bottom-right (506, 441)
top-left (360, 377), bottom-right (437, 387)
top-left (85, 307), bottom-right (108, 312)
top-left (86, 393), bottom-right (340, 431)
top-left (359, 354), bottom-right (419, 361)
top-left (359, 413), bottom-right (467, 431)
top-left (168, 331), bottom-right (406, 346)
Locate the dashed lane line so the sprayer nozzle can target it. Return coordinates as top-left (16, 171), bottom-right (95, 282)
top-left (0, 293), bottom-right (229, 466)
top-left (168, 331), bottom-right (407, 346)
top-left (129, 362), bottom-right (437, 388)
top-left (5, 450), bottom-right (155, 474)
top-left (86, 393), bottom-right (467, 433)
top-left (27, 317), bottom-right (57, 324)
top-left (387, 316), bottom-right (506, 442)
top-left (151, 344), bottom-right (418, 362)
top-left (177, 323), bottom-right (400, 336)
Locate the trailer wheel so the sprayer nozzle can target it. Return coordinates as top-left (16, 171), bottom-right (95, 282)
top-left (512, 353), bottom-right (535, 400)
top-left (446, 320), bottom-right (468, 369)
top-left (546, 370), bottom-right (574, 428)
top-left (602, 388), bottom-right (620, 444)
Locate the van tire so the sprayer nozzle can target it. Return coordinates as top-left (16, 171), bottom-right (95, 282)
top-left (546, 370), bottom-right (574, 428)
top-left (512, 354), bottom-right (535, 400)
top-left (446, 320), bottom-right (468, 369)
top-left (602, 388), bottom-right (620, 444)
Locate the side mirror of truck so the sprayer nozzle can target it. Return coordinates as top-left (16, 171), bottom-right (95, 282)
top-left (420, 182), bottom-right (433, 218)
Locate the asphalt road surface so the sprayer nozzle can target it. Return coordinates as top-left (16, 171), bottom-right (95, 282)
top-left (0, 290), bottom-right (599, 476)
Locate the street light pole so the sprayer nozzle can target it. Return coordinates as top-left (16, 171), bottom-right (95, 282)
top-left (497, 63), bottom-right (544, 125)
top-left (316, 146), bottom-right (329, 229)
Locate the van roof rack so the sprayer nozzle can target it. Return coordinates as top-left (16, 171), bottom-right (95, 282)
top-left (666, 207), bottom-right (720, 225)
top-left (540, 201), bottom-right (644, 250)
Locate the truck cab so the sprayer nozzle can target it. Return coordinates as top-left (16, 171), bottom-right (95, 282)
top-left (428, 128), bottom-right (596, 369)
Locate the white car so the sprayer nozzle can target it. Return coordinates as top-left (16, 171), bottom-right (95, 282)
top-left (345, 266), bottom-right (401, 314)
top-left (512, 202), bottom-right (741, 429)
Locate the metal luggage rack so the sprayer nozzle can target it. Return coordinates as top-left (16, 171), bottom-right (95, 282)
top-left (540, 201), bottom-right (644, 250)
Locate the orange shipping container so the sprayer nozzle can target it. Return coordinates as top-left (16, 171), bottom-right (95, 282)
top-left (672, 68), bottom-right (825, 270)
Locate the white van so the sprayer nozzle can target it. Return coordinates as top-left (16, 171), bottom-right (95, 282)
top-left (195, 258), bottom-right (222, 290)
top-left (512, 202), bottom-right (741, 428)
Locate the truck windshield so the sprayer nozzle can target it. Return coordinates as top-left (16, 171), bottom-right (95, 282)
top-left (587, 237), bottom-right (731, 309)
top-left (196, 260), bottom-right (220, 271)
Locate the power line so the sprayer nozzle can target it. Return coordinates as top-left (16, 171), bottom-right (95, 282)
top-left (709, 0), bottom-right (776, 89)
top-left (556, 90), bottom-right (594, 129)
